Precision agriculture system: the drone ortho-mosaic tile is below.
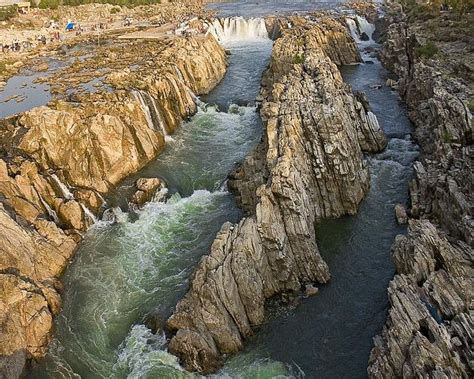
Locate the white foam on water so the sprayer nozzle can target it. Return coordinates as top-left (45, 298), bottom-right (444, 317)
top-left (356, 15), bottom-right (375, 41)
top-left (80, 202), bottom-right (98, 226)
top-left (113, 325), bottom-right (188, 378)
top-left (346, 18), bottom-right (359, 41)
top-left (209, 17), bottom-right (269, 44)
top-left (345, 16), bottom-right (375, 44)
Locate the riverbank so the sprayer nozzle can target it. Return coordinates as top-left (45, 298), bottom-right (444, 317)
top-left (0, 28), bottom-right (227, 377)
top-left (368, 2), bottom-right (473, 377)
top-left (0, 1), bottom-right (213, 85)
top-left (165, 13), bottom-right (387, 374)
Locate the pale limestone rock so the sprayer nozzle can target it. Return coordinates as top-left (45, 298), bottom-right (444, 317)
top-left (168, 17), bottom-right (386, 374)
top-left (368, 6), bottom-right (473, 377)
top-left (0, 34), bottom-right (227, 372)
top-left (395, 203), bottom-right (408, 225)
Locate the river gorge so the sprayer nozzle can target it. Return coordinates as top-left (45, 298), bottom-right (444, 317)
top-left (0, 1), bottom-right (472, 379)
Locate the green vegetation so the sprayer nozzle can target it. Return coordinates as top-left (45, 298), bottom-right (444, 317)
top-left (401, 0), bottom-right (474, 19)
top-left (0, 5), bottom-right (17, 21)
top-left (468, 98), bottom-right (474, 112)
top-left (110, 6), bottom-right (121, 13)
top-left (293, 53), bottom-right (305, 64)
top-left (416, 41), bottom-right (439, 58)
top-left (442, 130), bottom-right (454, 143)
top-left (39, 0), bottom-right (60, 9)
top-left (0, 62), bottom-right (7, 74)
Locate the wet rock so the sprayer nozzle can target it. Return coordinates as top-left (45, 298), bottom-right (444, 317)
top-left (168, 16), bottom-right (386, 374)
top-left (385, 78), bottom-right (398, 89)
top-left (305, 284), bottom-right (319, 297)
top-left (129, 178), bottom-right (168, 210)
top-left (394, 203), bottom-right (408, 225)
top-left (369, 5), bottom-right (473, 377)
top-left (101, 207), bottom-right (125, 224)
top-left (360, 32), bottom-right (370, 41)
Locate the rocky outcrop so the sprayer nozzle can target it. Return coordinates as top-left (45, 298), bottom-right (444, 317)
top-left (128, 177), bottom-right (168, 210)
top-left (368, 4), bottom-right (473, 378)
top-left (369, 221), bottom-right (473, 378)
top-left (0, 33), bottom-right (226, 374)
top-left (166, 17), bottom-right (386, 374)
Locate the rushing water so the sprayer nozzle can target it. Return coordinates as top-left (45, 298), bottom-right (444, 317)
top-left (224, 29), bottom-right (419, 379)
top-left (27, 5), bottom-right (419, 379)
top-left (207, 0), bottom-right (346, 17)
top-left (29, 23), bottom-right (284, 379)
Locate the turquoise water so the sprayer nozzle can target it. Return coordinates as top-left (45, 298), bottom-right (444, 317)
top-left (29, 38), bottom-right (296, 378)
top-left (28, 6), bottom-right (418, 379)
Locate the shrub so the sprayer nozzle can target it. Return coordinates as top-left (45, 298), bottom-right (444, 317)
top-left (0, 5), bottom-right (17, 22)
top-left (468, 98), bottom-right (474, 112)
top-left (39, 0), bottom-right (60, 10)
top-left (110, 6), bottom-right (121, 13)
top-left (442, 130), bottom-right (454, 143)
top-left (416, 41), bottom-right (439, 59)
top-left (293, 53), bottom-right (305, 64)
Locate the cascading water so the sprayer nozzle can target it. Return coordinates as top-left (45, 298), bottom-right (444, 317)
top-left (50, 174), bottom-right (74, 200)
top-left (356, 15), bottom-right (375, 40)
top-left (28, 7), bottom-right (418, 378)
top-left (30, 21), bottom-right (291, 378)
top-left (132, 90), bottom-right (169, 138)
top-left (209, 17), bottom-right (269, 44)
top-left (233, 16), bottom-right (419, 379)
top-left (345, 15), bottom-right (375, 43)
top-left (346, 17), bottom-right (360, 41)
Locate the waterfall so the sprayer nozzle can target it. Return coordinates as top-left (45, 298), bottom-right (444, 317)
top-left (38, 194), bottom-right (59, 224)
top-left (80, 202), bottom-right (97, 225)
top-left (50, 174), bottom-right (74, 200)
top-left (208, 17), bottom-right (269, 43)
top-left (345, 16), bottom-right (375, 43)
top-left (132, 90), bottom-right (168, 137)
top-left (346, 18), bottom-right (360, 41)
top-left (356, 15), bottom-right (375, 41)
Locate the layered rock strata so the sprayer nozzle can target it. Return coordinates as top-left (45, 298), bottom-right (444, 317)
top-left (0, 34), bottom-right (226, 377)
top-left (368, 5), bottom-right (473, 378)
top-left (166, 17), bottom-right (386, 374)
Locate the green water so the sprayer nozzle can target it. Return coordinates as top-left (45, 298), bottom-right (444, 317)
top-left (29, 38), bottom-right (296, 378)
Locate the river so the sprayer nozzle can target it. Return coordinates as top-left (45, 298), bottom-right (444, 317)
top-left (29, 3), bottom-right (418, 379)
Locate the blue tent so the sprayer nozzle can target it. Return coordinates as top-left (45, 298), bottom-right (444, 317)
top-left (66, 22), bottom-right (74, 31)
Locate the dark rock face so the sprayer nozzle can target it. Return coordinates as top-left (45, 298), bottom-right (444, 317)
top-left (368, 5), bottom-right (473, 378)
top-left (167, 16), bottom-right (387, 374)
top-left (360, 31), bottom-right (370, 41)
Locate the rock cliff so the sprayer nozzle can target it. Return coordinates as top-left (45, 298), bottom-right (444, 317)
top-left (368, 4), bottom-right (473, 378)
top-left (0, 34), bottom-right (226, 377)
top-left (166, 16), bottom-right (386, 374)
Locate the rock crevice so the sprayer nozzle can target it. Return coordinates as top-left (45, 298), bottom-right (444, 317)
top-left (368, 4), bottom-right (473, 378)
top-left (0, 33), bottom-right (227, 374)
top-left (167, 16), bottom-right (386, 374)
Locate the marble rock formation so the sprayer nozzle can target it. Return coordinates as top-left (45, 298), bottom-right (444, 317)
top-left (167, 17), bottom-right (387, 374)
top-left (0, 34), bottom-right (227, 375)
top-left (368, 4), bottom-right (473, 378)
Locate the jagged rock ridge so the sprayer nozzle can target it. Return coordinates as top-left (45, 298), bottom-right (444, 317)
top-left (368, 4), bottom-right (473, 378)
top-left (166, 16), bottom-right (386, 374)
top-left (0, 34), bottom-right (227, 377)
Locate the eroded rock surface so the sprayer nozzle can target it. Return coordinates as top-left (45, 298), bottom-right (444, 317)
top-left (0, 33), bottom-right (226, 373)
top-left (368, 4), bottom-right (473, 378)
top-left (167, 16), bottom-right (386, 374)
